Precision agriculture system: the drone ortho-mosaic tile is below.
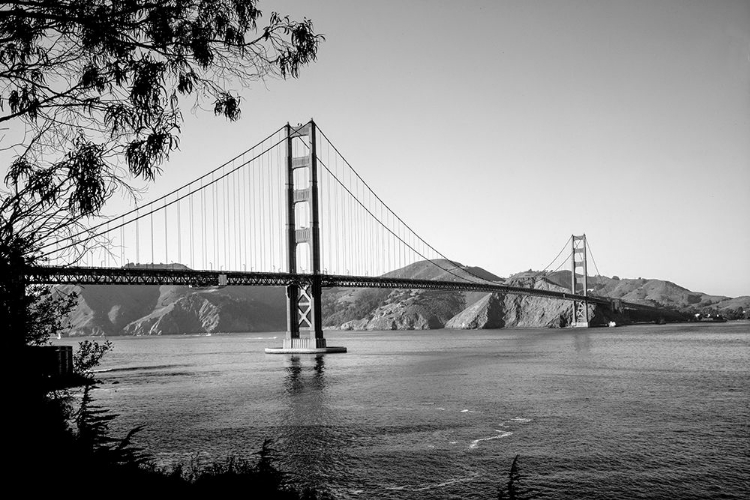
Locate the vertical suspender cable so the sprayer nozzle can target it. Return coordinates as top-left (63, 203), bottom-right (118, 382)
top-left (164, 199), bottom-right (168, 264)
top-left (150, 207), bottom-right (154, 264)
top-left (223, 166), bottom-right (228, 269)
top-left (261, 150), bottom-right (266, 270)
top-left (368, 186), bottom-right (372, 273)
top-left (105, 222), bottom-right (109, 267)
top-left (177, 191), bottom-right (182, 264)
top-left (120, 219), bottom-right (124, 266)
top-left (242, 155), bottom-right (246, 270)
top-left (335, 152), bottom-right (340, 273)
top-left (189, 188), bottom-right (193, 268)
top-left (136, 207), bottom-right (140, 264)
top-left (213, 174), bottom-right (217, 269)
top-left (281, 137), bottom-right (285, 272)
top-left (324, 141), bottom-right (329, 272)
top-left (253, 154), bottom-right (258, 270)
top-left (234, 167), bottom-right (239, 270)
top-left (358, 184), bottom-right (362, 274)
top-left (201, 179), bottom-right (206, 269)
top-left (274, 144), bottom-right (279, 272)
top-left (234, 168), bottom-right (238, 270)
top-left (269, 142), bottom-right (273, 272)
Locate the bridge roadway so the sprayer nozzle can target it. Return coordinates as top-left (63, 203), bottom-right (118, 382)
top-left (24, 265), bottom-right (663, 313)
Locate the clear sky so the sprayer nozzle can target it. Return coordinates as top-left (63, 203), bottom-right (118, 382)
top-left (35, 1), bottom-right (750, 296)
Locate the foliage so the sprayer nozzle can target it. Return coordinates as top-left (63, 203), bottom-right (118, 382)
top-left (74, 338), bottom-right (114, 378)
top-left (161, 439), bottom-right (333, 498)
top-left (1, 0), bottom-right (322, 353)
top-left (75, 383), bottom-right (149, 466)
top-left (1, 0), bottom-right (322, 255)
top-left (0, 4), bottom-right (323, 490)
top-left (1, 4), bottom-right (322, 490)
top-left (413, 290), bottom-right (465, 322)
top-left (0, 232), bottom-right (30, 349)
top-left (349, 289), bottom-right (390, 320)
top-left (24, 285), bottom-right (78, 345)
top-left (322, 288), bottom-right (390, 326)
top-left (323, 288), bottom-right (466, 327)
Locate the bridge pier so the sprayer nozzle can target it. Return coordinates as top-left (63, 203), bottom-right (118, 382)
top-left (266, 120), bottom-right (346, 354)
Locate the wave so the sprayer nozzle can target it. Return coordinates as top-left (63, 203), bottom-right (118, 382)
top-left (385, 471), bottom-right (480, 492)
top-left (469, 430), bottom-right (513, 449)
top-left (95, 363), bottom-right (194, 373)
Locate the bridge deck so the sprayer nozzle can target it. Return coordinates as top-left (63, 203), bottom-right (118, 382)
top-left (25, 265), bottom-right (628, 307)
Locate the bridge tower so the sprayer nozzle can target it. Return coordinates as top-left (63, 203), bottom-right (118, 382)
top-left (267, 120), bottom-right (345, 353)
top-left (571, 234), bottom-right (589, 328)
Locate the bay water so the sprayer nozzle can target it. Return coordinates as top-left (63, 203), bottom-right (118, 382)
top-left (56, 322), bottom-right (749, 499)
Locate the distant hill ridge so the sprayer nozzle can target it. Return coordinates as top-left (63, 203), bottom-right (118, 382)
top-left (59, 261), bottom-right (748, 336)
top-left (538, 271), bottom-right (748, 314)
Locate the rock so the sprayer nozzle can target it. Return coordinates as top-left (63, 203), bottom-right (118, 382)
top-left (446, 293), bottom-right (505, 329)
top-left (64, 284), bottom-right (286, 336)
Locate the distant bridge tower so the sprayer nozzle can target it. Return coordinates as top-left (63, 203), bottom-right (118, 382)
top-left (267, 120), bottom-right (345, 353)
top-left (571, 234), bottom-right (589, 328)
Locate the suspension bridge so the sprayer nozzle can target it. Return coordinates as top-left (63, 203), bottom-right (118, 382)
top-left (24, 120), bottom-right (665, 353)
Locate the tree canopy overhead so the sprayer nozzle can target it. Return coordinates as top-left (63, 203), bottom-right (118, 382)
top-left (0, 0), bottom-right (322, 248)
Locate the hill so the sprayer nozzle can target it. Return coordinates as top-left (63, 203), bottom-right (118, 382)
top-left (63, 284), bottom-right (286, 336)
top-left (539, 271), bottom-right (749, 317)
top-left (58, 261), bottom-right (748, 336)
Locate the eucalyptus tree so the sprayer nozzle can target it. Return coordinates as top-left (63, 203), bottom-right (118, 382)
top-left (0, 0), bottom-right (322, 347)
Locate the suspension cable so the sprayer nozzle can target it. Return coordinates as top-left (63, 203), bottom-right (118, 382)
top-left (39, 134), bottom-right (286, 259)
top-left (528, 235), bottom-right (573, 285)
top-left (38, 126), bottom-right (286, 254)
top-left (313, 127), bottom-right (496, 285)
top-left (586, 238), bottom-right (602, 277)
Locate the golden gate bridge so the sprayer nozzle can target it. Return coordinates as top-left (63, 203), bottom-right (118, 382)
top-left (24, 120), bottom-right (667, 353)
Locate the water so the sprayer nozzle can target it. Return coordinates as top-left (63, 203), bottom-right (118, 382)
top-left (56, 322), bottom-right (750, 499)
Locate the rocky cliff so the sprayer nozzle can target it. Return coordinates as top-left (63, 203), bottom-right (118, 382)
top-left (322, 262), bottom-right (633, 330)
top-left (59, 260), bottom-right (748, 336)
top-left (63, 284), bottom-right (286, 336)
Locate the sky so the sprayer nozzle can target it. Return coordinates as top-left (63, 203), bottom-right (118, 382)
top-left (11, 0), bottom-right (750, 297)
top-left (146, 0), bottom-right (749, 297)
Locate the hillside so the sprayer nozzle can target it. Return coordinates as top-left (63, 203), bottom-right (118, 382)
top-left (64, 284), bottom-right (286, 336)
top-left (539, 271), bottom-right (750, 316)
top-left (59, 261), bottom-right (748, 336)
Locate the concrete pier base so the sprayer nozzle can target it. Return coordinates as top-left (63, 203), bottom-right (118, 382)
top-left (571, 321), bottom-right (590, 328)
top-left (265, 337), bottom-right (347, 354)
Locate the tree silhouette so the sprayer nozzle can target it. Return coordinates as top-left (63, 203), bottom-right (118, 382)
top-left (1, 0), bottom-right (322, 347)
top-left (1, 0), bottom-right (322, 256)
top-left (1, 1), bottom-right (322, 487)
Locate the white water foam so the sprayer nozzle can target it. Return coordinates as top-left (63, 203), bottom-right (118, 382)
top-left (469, 430), bottom-right (513, 449)
top-left (385, 472), bottom-right (480, 492)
